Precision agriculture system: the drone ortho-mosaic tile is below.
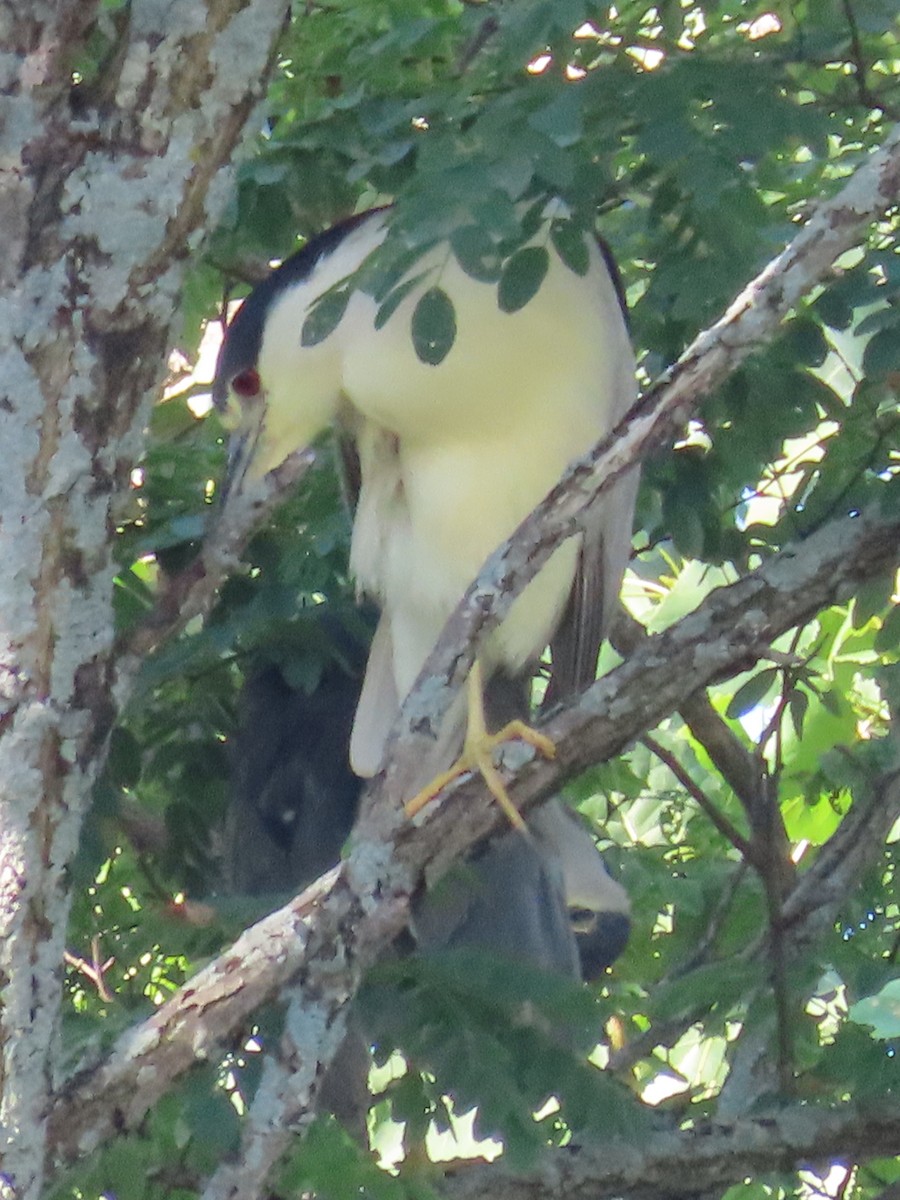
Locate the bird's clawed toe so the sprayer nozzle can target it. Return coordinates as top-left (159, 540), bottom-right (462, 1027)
top-left (403, 663), bottom-right (555, 829)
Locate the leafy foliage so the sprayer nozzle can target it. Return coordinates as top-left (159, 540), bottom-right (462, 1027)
top-left (60, 0), bottom-right (900, 1197)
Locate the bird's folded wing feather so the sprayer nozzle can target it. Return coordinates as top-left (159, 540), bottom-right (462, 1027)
top-left (349, 614), bottom-right (399, 778)
top-left (545, 415), bottom-right (639, 708)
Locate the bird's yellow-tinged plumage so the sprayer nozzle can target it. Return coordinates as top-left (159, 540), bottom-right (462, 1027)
top-left (215, 208), bottom-right (637, 789)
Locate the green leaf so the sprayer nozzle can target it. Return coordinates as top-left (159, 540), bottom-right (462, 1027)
top-left (814, 287), bottom-right (855, 331)
top-left (651, 959), bottom-right (758, 1022)
top-left (782, 790), bottom-right (847, 845)
top-left (853, 571), bottom-right (895, 627)
top-left (666, 498), bottom-right (706, 560)
top-left (788, 688), bottom-right (809, 739)
top-left (874, 602), bottom-right (900, 653)
top-left (451, 224), bottom-right (502, 282)
top-left (725, 668), bottom-right (778, 720)
top-left (301, 286), bottom-right (351, 347)
top-left (528, 87), bottom-right (583, 147)
top-left (862, 326), bottom-right (900, 378)
top-left (280, 1116), bottom-right (408, 1200)
top-left (780, 316), bottom-right (829, 367)
top-left (107, 727), bottom-right (142, 790)
top-left (97, 1138), bottom-right (153, 1200)
top-left (358, 242), bottom-right (431, 303)
top-left (814, 1024), bottom-right (899, 1096)
top-left (181, 1070), bottom-right (242, 1166)
top-left (411, 287), bottom-right (457, 364)
top-left (113, 568), bottom-right (154, 634)
top-left (498, 245), bottom-right (550, 313)
top-left (150, 396), bottom-right (199, 441)
top-left (550, 219), bottom-right (590, 276)
top-left (374, 273), bottom-right (428, 330)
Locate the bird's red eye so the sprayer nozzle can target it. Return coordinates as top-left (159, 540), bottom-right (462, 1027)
top-left (232, 368), bottom-right (261, 398)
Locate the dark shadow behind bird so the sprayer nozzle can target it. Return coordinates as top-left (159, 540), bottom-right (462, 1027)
top-left (225, 654), bottom-right (363, 899)
top-left (222, 621), bottom-right (630, 1141)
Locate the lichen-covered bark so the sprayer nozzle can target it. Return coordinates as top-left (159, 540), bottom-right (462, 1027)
top-left (442, 1098), bottom-right (900, 1200)
top-left (0, 3), bottom-right (286, 1194)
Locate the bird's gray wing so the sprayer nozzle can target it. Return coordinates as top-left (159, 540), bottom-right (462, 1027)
top-left (545, 464), bottom-right (639, 704)
top-left (412, 800), bottom-right (631, 982)
top-left (411, 825), bottom-right (581, 979)
top-left (545, 514), bottom-right (608, 702)
top-left (545, 237), bottom-right (639, 707)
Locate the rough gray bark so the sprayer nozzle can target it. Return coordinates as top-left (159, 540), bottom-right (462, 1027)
top-left (441, 1101), bottom-right (900, 1200)
top-left (0, 3), bottom-right (286, 1196)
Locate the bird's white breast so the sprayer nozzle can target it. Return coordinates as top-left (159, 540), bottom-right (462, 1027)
top-left (340, 237), bottom-right (634, 698)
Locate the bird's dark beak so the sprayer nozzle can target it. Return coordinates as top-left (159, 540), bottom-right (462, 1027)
top-left (212, 366), bottom-right (266, 506)
top-left (575, 911), bottom-right (631, 981)
top-left (220, 430), bottom-right (251, 505)
top-left (218, 405), bottom-right (266, 506)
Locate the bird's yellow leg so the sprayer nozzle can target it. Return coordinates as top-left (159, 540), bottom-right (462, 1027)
top-left (404, 661), bottom-right (556, 829)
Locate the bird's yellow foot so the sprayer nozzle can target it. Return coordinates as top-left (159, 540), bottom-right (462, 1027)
top-left (404, 662), bottom-right (556, 829)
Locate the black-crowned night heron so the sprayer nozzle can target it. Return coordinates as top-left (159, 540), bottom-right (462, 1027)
top-left (213, 207), bottom-right (638, 827)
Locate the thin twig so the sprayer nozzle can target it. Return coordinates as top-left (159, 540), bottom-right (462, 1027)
top-left (64, 940), bottom-right (115, 1003)
top-left (839, 0), bottom-right (896, 117)
top-left (455, 13), bottom-right (500, 74)
top-left (642, 734), bottom-right (758, 865)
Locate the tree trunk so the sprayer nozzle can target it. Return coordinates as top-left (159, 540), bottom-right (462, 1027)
top-left (0, 3), bottom-right (286, 1193)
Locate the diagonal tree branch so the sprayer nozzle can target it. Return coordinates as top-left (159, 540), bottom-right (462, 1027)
top-left (44, 499), bottom-right (900, 1178)
top-left (200, 990), bottom-right (353, 1200)
top-left (118, 450), bottom-right (317, 663)
top-left (0, 4), bottom-right (288, 1195)
top-left (389, 502), bottom-right (900, 878)
top-left (641, 732), bottom-right (758, 864)
top-left (613, 609), bottom-right (766, 827)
